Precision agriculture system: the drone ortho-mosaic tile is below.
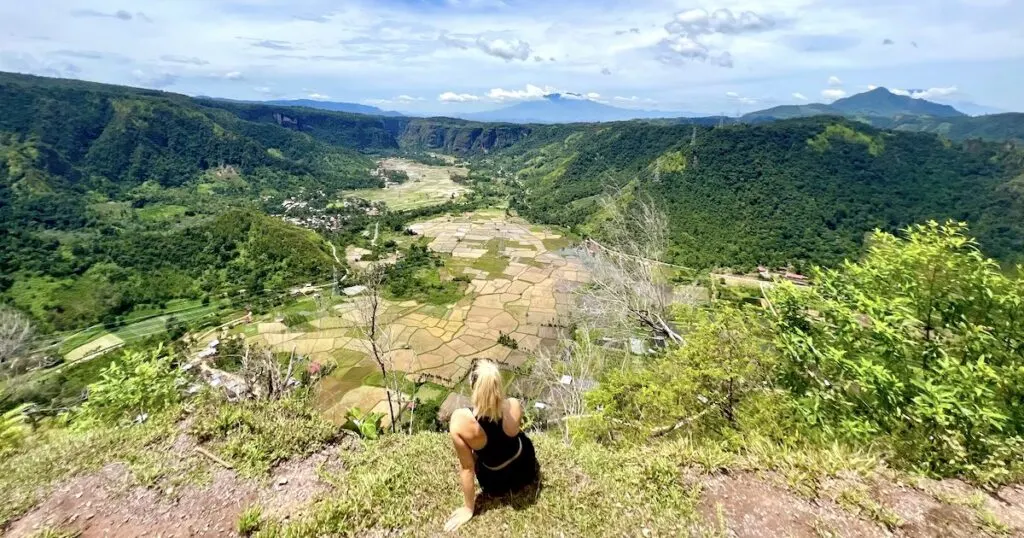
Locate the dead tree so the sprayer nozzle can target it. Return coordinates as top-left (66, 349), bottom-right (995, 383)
top-left (0, 307), bottom-right (35, 377)
top-left (530, 326), bottom-right (607, 441)
top-left (572, 194), bottom-right (685, 344)
top-left (356, 263), bottom-right (400, 432)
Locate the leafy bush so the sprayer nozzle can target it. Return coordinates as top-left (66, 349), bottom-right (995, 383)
top-left (768, 222), bottom-right (1024, 484)
top-left (497, 331), bottom-right (519, 349)
top-left (342, 407), bottom-right (384, 440)
top-left (585, 305), bottom-right (785, 443)
top-left (189, 393), bottom-right (338, 477)
top-left (0, 404), bottom-right (32, 456)
top-left (75, 346), bottom-right (183, 426)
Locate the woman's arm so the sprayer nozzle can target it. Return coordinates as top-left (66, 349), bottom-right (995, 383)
top-left (445, 410), bottom-right (477, 532)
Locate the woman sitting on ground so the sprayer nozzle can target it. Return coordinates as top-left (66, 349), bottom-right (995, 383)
top-left (445, 360), bottom-right (540, 532)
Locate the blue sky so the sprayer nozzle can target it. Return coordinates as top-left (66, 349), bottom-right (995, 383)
top-left (2, 0), bottom-right (1023, 115)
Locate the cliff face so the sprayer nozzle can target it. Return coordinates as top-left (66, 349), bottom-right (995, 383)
top-left (395, 120), bottom-right (533, 153)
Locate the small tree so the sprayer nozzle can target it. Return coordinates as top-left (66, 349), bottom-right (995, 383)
top-left (357, 263), bottom-right (401, 432)
top-left (0, 307), bottom-right (35, 377)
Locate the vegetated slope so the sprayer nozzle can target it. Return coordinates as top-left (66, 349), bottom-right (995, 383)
top-left (0, 72), bottom-right (358, 331)
top-left (502, 117), bottom-right (1024, 270)
top-left (263, 98), bottom-right (404, 117)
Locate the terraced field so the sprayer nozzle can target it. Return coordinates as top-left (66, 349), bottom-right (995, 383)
top-left (240, 211), bottom-right (585, 424)
top-left (343, 158), bottom-right (470, 211)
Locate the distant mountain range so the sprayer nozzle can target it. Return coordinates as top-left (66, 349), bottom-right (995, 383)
top-left (744, 87), bottom-right (965, 121)
top-left (459, 94), bottom-right (702, 124)
top-left (263, 99), bottom-right (405, 117)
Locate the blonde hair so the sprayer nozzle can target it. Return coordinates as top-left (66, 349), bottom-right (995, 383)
top-left (471, 360), bottom-right (505, 422)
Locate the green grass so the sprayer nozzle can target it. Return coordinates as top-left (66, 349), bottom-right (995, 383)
top-left (189, 394), bottom-right (340, 478)
top-left (542, 236), bottom-right (573, 252)
top-left (136, 204), bottom-right (188, 222)
top-left (255, 433), bottom-right (704, 537)
top-left (238, 504), bottom-right (265, 536)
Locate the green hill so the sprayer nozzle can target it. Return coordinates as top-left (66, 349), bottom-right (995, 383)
top-left (499, 118), bottom-right (1024, 270)
top-left (831, 87), bottom-right (965, 118)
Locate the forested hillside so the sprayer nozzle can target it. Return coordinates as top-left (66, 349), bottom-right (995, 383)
top-left (497, 118), bottom-right (1024, 270)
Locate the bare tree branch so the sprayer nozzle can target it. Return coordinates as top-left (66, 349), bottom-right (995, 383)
top-left (356, 263), bottom-right (401, 432)
top-left (571, 194), bottom-right (687, 344)
top-left (0, 307), bottom-right (35, 377)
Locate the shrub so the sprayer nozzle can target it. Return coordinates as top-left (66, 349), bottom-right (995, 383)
top-left (75, 346), bottom-right (183, 427)
top-left (0, 405), bottom-right (32, 456)
top-left (585, 305), bottom-right (783, 443)
top-left (768, 222), bottom-right (1024, 484)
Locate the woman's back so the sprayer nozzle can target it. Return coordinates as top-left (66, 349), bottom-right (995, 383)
top-left (473, 414), bottom-right (522, 469)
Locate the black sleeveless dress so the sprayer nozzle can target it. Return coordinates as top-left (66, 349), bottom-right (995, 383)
top-left (473, 415), bottom-right (539, 495)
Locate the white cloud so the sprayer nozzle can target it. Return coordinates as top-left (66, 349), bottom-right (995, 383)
top-left (439, 91), bottom-right (480, 102)
top-left (396, 95), bottom-right (424, 102)
top-left (828, 75), bottom-right (843, 86)
top-left (792, 92), bottom-right (809, 101)
top-left (475, 36), bottom-right (531, 62)
top-left (308, 92), bottom-right (330, 100)
top-left (821, 88), bottom-right (848, 101)
top-left (614, 96), bottom-right (640, 102)
top-left (891, 86), bottom-right (958, 100)
top-left (485, 84), bottom-right (556, 101)
top-left (254, 86), bottom-right (273, 94)
top-left (224, 71), bottom-right (244, 80)
top-left (659, 8), bottom-right (771, 68)
top-left (586, 92), bottom-right (601, 99)
top-left (664, 8), bottom-right (776, 35)
top-left (441, 33), bottom-right (532, 62)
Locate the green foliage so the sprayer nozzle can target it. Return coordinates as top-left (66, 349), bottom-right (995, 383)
top-left (768, 222), bottom-right (1024, 484)
top-left (0, 404), bottom-right (32, 456)
top-left (75, 345), bottom-right (182, 426)
top-left (585, 305), bottom-right (786, 443)
top-left (383, 243), bottom-right (464, 305)
top-left (342, 407), bottom-right (384, 439)
top-left (238, 504), bottom-right (265, 536)
top-left (500, 117), bottom-right (1024, 270)
top-left (189, 393), bottom-right (339, 477)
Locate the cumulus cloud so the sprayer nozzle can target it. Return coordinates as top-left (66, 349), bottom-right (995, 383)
top-left (792, 92), bottom-right (809, 101)
top-left (486, 84), bottom-right (555, 101)
top-left (475, 36), bottom-right (531, 61)
top-left (161, 55), bottom-right (209, 65)
top-left (223, 71), bottom-right (244, 80)
top-left (659, 8), bottom-right (772, 68)
top-left (396, 95), bottom-right (424, 102)
top-left (891, 86), bottom-right (958, 100)
top-left (308, 92), bottom-right (331, 99)
top-left (828, 75), bottom-right (842, 86)
top-left (665, 8), bottom-right (776, 35)
top-left (441, 33), bottom-right (532, 62)
top-left (821, 88), bottom-right (847, 101)
top-left (439, 91), bottom-right (480, 102)
top-left (587, 92), bottom-right (601, 99)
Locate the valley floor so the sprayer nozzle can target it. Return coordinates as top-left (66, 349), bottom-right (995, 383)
top-left (7, 428), bottom-right (1024, 537)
